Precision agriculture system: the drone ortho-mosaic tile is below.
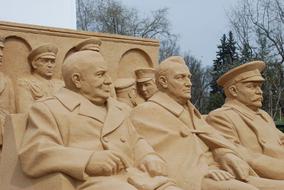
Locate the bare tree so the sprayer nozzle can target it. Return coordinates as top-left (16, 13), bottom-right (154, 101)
top-left (183, 53), bottom-right (211, 113)
top-left (76, 0), bottom-right (179, 61)
top-left (228, 0), bottom-right (284, 118)
top-left (229, 0), bottom-right (284, 63)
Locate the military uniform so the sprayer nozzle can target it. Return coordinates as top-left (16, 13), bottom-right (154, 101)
top-left (16, 75), bottom-right (64, 113)
top-left (207, 61), bottom-right (284, 180)
top-left (16, 44), bottom-right (64, 113)
top-left (134, 68), bottom-right (157, 100)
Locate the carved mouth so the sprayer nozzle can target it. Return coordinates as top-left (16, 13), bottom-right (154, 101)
top-left (254, 97), bottom-right (263, 102)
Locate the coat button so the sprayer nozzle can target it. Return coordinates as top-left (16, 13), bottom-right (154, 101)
top-left (180, 130), bottom-right (189, 137)
top-left (120, 137), bottom-right (127, 143)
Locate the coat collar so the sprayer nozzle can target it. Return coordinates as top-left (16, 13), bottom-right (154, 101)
top-left (224, 99), bottom-right (268, 121)
top-left (149, 91), bottom-right (202, 119)
top-left (54, 88), bottom-right (126, 135)
top-left (149, 91), bottom-right (184, 116)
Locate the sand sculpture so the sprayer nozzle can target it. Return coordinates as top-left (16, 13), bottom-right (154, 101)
top-left (207, 61), bottom-right (284, 180)
top-left (0, 21), bottom-right (159, 190)
top-left (135, 68), bottom-right (158, 101)
top-left (16, 44), bottom-right (64, 113)
top-left (19, 38), bottom-right (182, 190)
top-left (130, 56), bottom-right (284, 190)
top-left (0, 21), bottom-right (283, 190)
top-left (114, 78), bottom-right (138, 108)
top-left (0, 36), bottom-right (15, 160)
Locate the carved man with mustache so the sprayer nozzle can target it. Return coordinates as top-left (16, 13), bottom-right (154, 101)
top-left (207, 61), bottom-right (284, 181)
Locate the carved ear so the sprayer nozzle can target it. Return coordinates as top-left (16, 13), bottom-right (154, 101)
top-left (228, 85), bottom-right (238, 97)
top-left (158, 76), bottom-right (168, 88)
top-left (31, 60), bottom-right (37, 69)
top-left (71, 73), bottom-right (81, 88)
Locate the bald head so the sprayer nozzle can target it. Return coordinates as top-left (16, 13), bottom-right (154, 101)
top-left (62, 50), bottom-right (106, 89)
top-left (156, 56), bottom-right (192, 105)
top-left (156, 56), bottom-right (189, 89)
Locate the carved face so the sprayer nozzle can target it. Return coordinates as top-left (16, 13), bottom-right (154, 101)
top-left (234, 81), bottom-right (263, 111)
top-left (165, 64), bottom-right (192, 104)
top-left (0, 46), bottom-right (3, 65)
top-left (137, 79), bottom-right (158, 100)
top-left (32, 56), bottom-right (56, 79)
top-left (78, 60), bottom-right (112, 105)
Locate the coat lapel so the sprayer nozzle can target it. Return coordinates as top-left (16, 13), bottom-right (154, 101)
top-left (101, 98), bottom-right (126, 137)
top-left (149, 92), bottom-right (208, 134)
top-left (55, 88), bottom-right (105, 123)
top-left (55, 89), bottom-right (126, 136)
top-left (224, 101), bottom-right (261, 136)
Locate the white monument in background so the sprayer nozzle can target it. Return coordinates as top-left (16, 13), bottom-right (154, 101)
top-left (0, 0), bottom-right (76, 29)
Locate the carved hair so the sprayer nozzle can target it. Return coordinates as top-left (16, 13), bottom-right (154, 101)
top-left (156, 56), bottom-right (187, 89)
top-left (62, 50), bottom-right (104, 89)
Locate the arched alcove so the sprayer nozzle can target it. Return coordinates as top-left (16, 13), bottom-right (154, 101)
top-left (2, 36), bottom-right (32, 82)
top-left (117, 48), bottom-right (153, 78)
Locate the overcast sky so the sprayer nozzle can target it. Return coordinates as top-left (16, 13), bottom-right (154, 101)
top-left (119, 0), bottom-right (238, 66)
top-left (0, 0), bottom-right (237, 66)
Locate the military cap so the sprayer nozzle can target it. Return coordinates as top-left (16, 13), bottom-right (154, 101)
top-left (217, 61), bottom-right (266, 88)
top-left (75, 37), bottom-right (101, 52)
top-left (28, 44), bottom-right (58, 64)
top-left (114, 78), bottom-right (136, 94)
top-left (135, 68), bottom-right (156, 83)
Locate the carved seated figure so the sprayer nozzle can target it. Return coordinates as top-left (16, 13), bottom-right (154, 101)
top-left (135, 68), bottom-right (158, 101)
top-left (16, 44), bottom-right (64, 113)
top-left (0, 36), bottom-right (15, 160)
top-left (206, 61), bottom-right (284, 180)
top-left (114, 78), bottom-right (138, 108)
top-left (130, 56), bottom-right (284, 190)
top-left (0, 114), bottom-right (75, 190)
top-left (18, 38), bottom-right (182, 190)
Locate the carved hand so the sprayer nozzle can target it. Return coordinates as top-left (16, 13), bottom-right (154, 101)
top-left (86, 150), bottom-right (128, 176)
top-left (218, 153), bottom-right (250, 181)
top-left (206, 169), bottom-right (234, 181)
top-left (138, 154), bottom-right (168, 177)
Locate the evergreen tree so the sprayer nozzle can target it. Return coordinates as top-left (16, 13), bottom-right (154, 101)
top-left (239, 42), bottom-right (254, 64)
top-left (208, 31), bottom-right (239, 112)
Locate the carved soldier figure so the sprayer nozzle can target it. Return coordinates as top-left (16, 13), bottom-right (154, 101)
top-left (19, 38), bottom-right (182, 190)
top-left (16, 44), bottom-right (64, 113)
top-left (114, 78), bottom-right (138, 108)
top-left (0, 36), bottom-right (15, 158)
top-left (135, 68), bottom-right (158, 101)
top-left (206, 61), bottom-right (284, 180)
top-left (130, 56), bottom-right (284, 190)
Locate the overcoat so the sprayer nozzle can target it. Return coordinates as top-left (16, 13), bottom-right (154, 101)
top-left (130, 92), bottom-right (255, 190)
top-left (207, 100), bottom-right (284, 179)
top-left (19, 88), bottom-right (158, 190)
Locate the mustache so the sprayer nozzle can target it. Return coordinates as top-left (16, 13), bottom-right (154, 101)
top-left (253, 96), bottom-right (263, 102)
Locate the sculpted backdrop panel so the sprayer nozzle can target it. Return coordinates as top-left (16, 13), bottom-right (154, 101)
top-left (0, 21), bottom-right (160, 190)
top-left (0, 21), bottom-right (284, 190)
